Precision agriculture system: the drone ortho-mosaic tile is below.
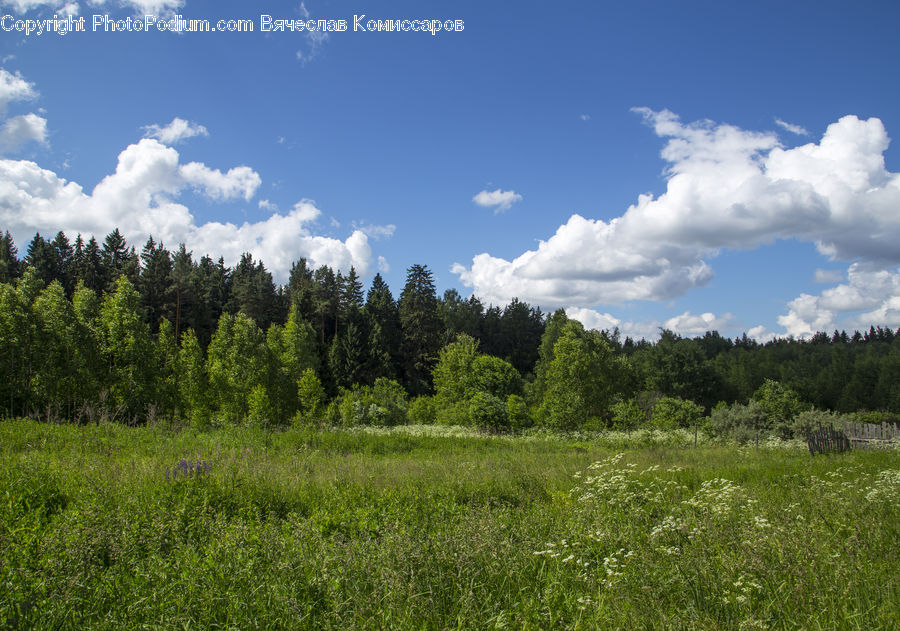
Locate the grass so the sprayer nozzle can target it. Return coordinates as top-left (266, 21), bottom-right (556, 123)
top-left (1, 418), bottom-right (898, 629)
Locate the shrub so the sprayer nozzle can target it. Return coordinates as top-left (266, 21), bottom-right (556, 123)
top-left (610, 398), bottom-right (646, 430)
top-left (506, 394), bottom-right (532, 430)
top-left (295, 369), bottom-right (325, 426)
top-left (792, 408), bottom-right (848, 438)
top-left (336, 378), bottom-right (408, 427)
top-left (407, 395), bottom-right (437, 424)
top-left (650, 396), bottom-right (703, 431)
top-left (467, 391), bottom-right (509, 432)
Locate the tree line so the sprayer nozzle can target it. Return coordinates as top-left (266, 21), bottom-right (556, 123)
top-left (2, 228), bottom-right (899, 433)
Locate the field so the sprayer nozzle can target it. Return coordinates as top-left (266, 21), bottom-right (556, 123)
top-left (1, 420), bottom-right (898, 630)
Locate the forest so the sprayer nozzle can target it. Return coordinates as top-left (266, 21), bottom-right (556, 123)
top-left (2, 228), bottom-right (900, 436)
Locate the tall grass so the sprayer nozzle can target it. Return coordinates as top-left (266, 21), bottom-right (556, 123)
top-left (1, 418), bottom-right (897, 629)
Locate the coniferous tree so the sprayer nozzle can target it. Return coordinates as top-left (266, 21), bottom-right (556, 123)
top-left (399, 264), bottom-right (442, 395)
top-left (0, 231), bottom-right (20, 283)
top-left (50, 231), bottom-right (74, 295)
top-left (139, 237), bottom-right (174, 333)
top-left (24, 233), bottom-right (57, 288)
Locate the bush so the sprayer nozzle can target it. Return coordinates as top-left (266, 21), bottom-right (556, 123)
top-left (506, 394), bottom-right (532, 430)
top-left (650, 396), bottom-right (703, 431)
top-left (710, 401), bottom-right (763, 440)
top-left (407, 395), bottom-right (437, 424)
top-left (295, 369), bottom-right (325, 426)
top-left (467, 391), bottom-right (509, 432)
top-left (336, 378), bottom-right (408, 427)
top-left (247, 384), bottom-right (275, 429)
top-left (610, 399), bottom-right (646, 430)
top-left (791, 409), bottom-right (848, 438)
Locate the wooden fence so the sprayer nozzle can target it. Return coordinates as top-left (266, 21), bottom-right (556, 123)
top-left (807, 426), bottom-right (850, 455)
top-left (843, 421), bottom-right (900, 449)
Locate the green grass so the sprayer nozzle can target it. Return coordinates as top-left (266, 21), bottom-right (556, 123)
top-left (1, 419), bottom-right (898, 629)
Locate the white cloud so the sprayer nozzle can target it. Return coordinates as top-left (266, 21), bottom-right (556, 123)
top-left (778, 263), bottom-right (900, 337)
top-left (774, 118), bottom-right (809, 137)
top-left (0, 68), bottom-right (37, 114)
top-left (179, 162), bottom-right (260, 201)
top-left (142, 117), bottom-right (208, 145)
top-left (0, 139), bottom-right (379, 283)
top-left (0, 113), bottom-right (47, 153)
top-left (295, 1), bottom-right (329, 65)
top-left (1, 0), bottom-right (69, 13)
top-left (747, 325), bottom-right (776, 343)
top-left (89, 0), bottom-right (183, 16)
top-left (353, 222), bottom-right (396, 240)
top-left (814, 268), bottom-right (843, 283)
top-left (454, 110), bottom-right (900, 311)
top-left (472, 188), bottom-right (522, 213)
top-left (580, 114), bottom-right (591, 121)
top-left (663, 311), bottom-right (735, 336)
top-left (258, 199), bottom-right (277, 211)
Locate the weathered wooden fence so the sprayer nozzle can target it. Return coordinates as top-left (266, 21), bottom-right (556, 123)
top-left (843, 421), bottom-right (900, 449)
top-left (807, 426), bottom-right (851, 455)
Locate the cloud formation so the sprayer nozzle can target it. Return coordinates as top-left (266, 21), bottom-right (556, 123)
top-left (472, 188), bottom-right (522, 213)
top-left (0, 68), bottom-right (37, 113)
top-left (774, 118), bottom-right (809, 136)
top-left (0, 136), bottom-right (378, 283)
top-left (566, 306), bottom-right (736, 341)
top-left (143, 117), bottom-right (209, 145)
top-left (0, 112), bottom-right (47, 153)
top-left (454, 111), bottom-right (900, 324)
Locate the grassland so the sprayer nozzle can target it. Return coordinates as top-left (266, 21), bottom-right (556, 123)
top-left (1, 419), bottom-right (898, 629)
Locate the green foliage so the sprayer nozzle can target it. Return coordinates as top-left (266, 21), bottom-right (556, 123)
top-left (468, 355), bottom-right (522, 400)
top-left (98, 276), bottom-right (155, 418)
top-left (1, 419), bottom-right (899, 629)
top-left (537, 321), bottom-right (628, 429)
top-left (752, 379), bottom-right (810, 438)
top-left (296, 368), bottom-right (325, 426)
top-left (407, 395), bottom-right (437, 425)
top-left (178, 328), bottom-right (210, 427)
top-left (506, 394), bottom-right (532, 430)
top-left (649, 396), bottom-right (704, 430)
top-left (399, 264), bottom-right (442, 395)
top-left (467, 391), bottom-right (509, 432)
top-left (206, 312), bottom-right (273, 424)
top-left (611, 398), bottom-right (646, 430)
top-left (337, 378), bottom-right (409, 427)
top-left (247, 384), bottom-right (275, 429)
top-left (709, 400), bottom-right (766, 443)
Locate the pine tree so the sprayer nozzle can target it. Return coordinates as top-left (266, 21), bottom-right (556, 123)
top-left (399, 264), bottom-right (441, 395)
top-left (0, 231), bottom-right (20, 283)
top-left (139, 237), bottom-right (174, 333)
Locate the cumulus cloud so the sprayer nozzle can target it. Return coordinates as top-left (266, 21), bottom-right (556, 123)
top-left (454, 110), bottom-right (900, 311)
top-left (566, 306), bottom-right (737, 341)
top-left (0, 68), bottom-right (37, 113)
top-left (814, 268), bottom-right (843, 284)
top-left (0, 112), bottom-right (47, 153)
top-left (472, 188), bottom-right (522, 213)
top-left (778, 263), bottom-right (900, 337)
top-left (179, 162), bottom-right (260, 201)
top-left (0, 138), bottom-right (378, 283)
top-left (663, 311), bottom-right (736, 336)
top-left (774, 118), bottom-right (809, 137)
top-left (258, 199), bottom-right (277, 211)
top-left (143, 117), bottom-right (208, 145)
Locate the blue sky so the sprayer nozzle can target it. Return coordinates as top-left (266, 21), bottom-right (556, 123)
top-left (1, 0), bottom-right (899, 340)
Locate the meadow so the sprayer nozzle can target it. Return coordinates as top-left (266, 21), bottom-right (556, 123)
top-left (1, 419), bottom-right (898, 630)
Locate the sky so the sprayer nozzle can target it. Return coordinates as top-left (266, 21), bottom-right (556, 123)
top-left (1, 0), bottom-right (899, 341)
